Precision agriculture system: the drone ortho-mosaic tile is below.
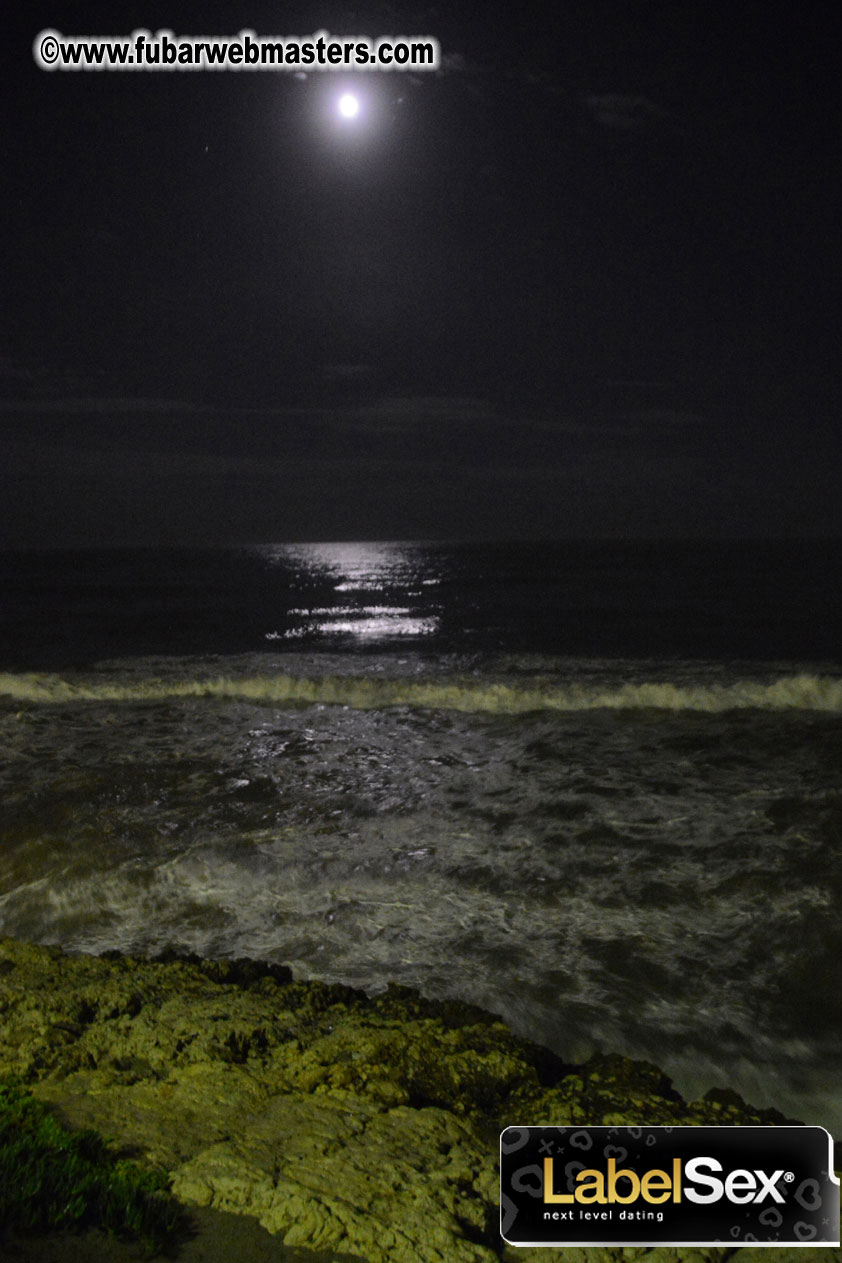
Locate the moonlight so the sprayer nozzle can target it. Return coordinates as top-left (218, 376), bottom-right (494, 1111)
top-left (338, 93), bottom-right (360, 118)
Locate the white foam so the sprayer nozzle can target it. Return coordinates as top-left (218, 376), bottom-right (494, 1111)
top-left (3, 669), bottom-right (842, 713)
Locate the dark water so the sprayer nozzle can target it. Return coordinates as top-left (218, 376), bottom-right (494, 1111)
top-left (2, 539), bottom-right (841, 667)
top-left (1, 540), bottom-right (841, 1135)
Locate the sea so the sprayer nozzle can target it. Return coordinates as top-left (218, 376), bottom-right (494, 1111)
top-left (1, 540), bottom-right (841, 1136)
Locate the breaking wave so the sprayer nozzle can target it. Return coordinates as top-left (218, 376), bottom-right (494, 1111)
top-left (2, 670), bottom-right (842, 713)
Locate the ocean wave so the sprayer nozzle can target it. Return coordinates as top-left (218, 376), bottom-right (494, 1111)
top-left (2, 670), bottom-right (842, 713)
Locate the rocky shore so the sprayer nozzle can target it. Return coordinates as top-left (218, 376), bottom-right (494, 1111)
top-left (0, 938), bottom-right (837, 1262)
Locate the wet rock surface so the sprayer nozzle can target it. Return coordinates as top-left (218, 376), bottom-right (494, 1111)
top-left (0, 938), bottom-right (837, 1263)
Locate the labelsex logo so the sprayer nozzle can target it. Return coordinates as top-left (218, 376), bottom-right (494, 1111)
top-left (500, 1125), bottom-right (840, 1247)
top-left (543, 1155), bottom-right (789, 1205)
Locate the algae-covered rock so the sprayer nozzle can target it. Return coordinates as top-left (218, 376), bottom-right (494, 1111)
top-left (0, 937), bottom-right (838, 1263)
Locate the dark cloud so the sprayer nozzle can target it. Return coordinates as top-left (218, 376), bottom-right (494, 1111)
top-left (4, 377), bottom-right (837, 545)
top-left (585, 93), bottom-right (671, 131)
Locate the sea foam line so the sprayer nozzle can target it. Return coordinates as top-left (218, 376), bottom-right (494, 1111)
top-left (2, 671), bottom-right (842, 713)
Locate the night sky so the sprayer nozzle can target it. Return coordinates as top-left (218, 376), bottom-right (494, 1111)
top-left (3, 1), bottom-right (839, 545)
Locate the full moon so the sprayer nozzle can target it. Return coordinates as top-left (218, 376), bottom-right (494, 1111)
top-left (338, 93), bottom-right (360, 119)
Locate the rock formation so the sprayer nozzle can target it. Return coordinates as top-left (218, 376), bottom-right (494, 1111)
top-left (0, 938), bottom-right (835, 1262)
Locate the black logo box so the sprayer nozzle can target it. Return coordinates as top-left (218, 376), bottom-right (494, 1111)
top-left (500, 1125), bottom-right (840, 1247)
